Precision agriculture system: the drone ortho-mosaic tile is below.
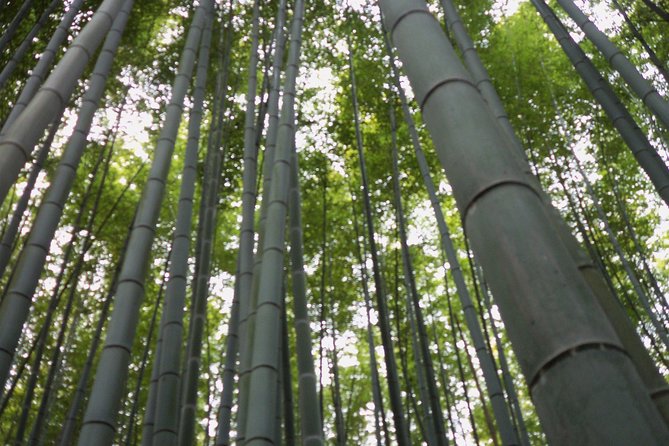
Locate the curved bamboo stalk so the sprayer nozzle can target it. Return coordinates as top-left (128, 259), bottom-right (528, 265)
top-left (380, 0), bottom-right (669, 442)
top-left (240, 0), bottom-right (306, 442)
top-left (76, 2), bottom-right (211, 444)
top-left (556, 0), bottom-right (669, 130)
top-left (0, 0), bottom-right (132, 390)
top-left (0, 0), bottom-right (125, 205)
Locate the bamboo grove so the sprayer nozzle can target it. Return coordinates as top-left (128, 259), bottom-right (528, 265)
top-left (0, 0), bottom-right (668, 444)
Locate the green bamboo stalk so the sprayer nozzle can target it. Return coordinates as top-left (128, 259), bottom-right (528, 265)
top-left (287, 145), bottom-right (324, 444)
top-left (75, 3), bottom-right (212, 444)
top-left (0, 0), bottom-right (132, 390)
top-left (230, 0), bottom-right (262, 437)
top-left (380, 0), bottom-right (669, 442)
top-left (240, 0), bottom-right (305, 442)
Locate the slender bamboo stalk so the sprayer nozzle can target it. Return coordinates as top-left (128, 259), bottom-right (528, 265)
top-left (349, 40), bottom-right (410, 446)
top-left (556, 0), bottom-right (669, 130)
top-left (0, 0), bottom-right (60, 92)
top-left (240, 0), bottom-right (306, 442)
top-left (611, 0), bottom-right (669, 86)
top-left (230, 0), bottom-right (262, 437)
top-left (0, 0), bottom-right (131, 390)
top-left (390, 104), bottom-right (448, 446)
top-left (380, 0), bottom-right (669, 442)
top-left (151, 6), bottom-right (213, 445)
top-left (287, 145), bottom-right (324, 444)
top-left (0, 0), bottom-right (126, 205)
top-left (0, 0), bottom-right (36, 54)
top-left (280, 292), bottom-right (295, 446)
top-left (531, 0), bottom-right (669, 206)
top-left (76, 3), bottom-right (211, 444)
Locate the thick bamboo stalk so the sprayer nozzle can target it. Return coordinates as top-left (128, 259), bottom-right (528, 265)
top-left (287, 146), bottom-right (324, 444)
top-left (76, 3), bottom-right (211, 444)
top-left (151, 6), bottom-right (213, 446)
top-left (380, 0), bottom-right (669, 442)
top-left (0, 0), bottom-right (132, 390)
top-left (556, 0), bottom-right (669, 131)
top-left (240, 0), bottom-right (305, 442)
top-left (382, 23), bottom-right (518, 446)
top-left (0, 0), bottom-right (125, 205)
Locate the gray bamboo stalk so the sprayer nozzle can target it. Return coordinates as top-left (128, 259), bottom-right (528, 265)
top-left (0, 0), bottom-right (36, 54)
top-left (216, 2), bottom-right (285, 443)
top-left (381, 23), bottom-right (519, 446)
top-left (348, 39), bottom-right (409, 446)
top-left (349, 42), bottom-right (410, 446)
top-left (151, 6), bottom-right (213, 445)
top-left (642, 0), bottom-right (669, 22)
top-left (0, 114), bottom-right (59, 279)
top-left (177, 9), bottom-right (227, 446)
top-left (75, 2), bottom-right (211, 444)
top-left (1, 0), bottom-right (85, 131)
top-left (287, 145), bottom-right (324, 444)
top-left (280, 290), bottom-right (295, 446)
top-left (0, 0), bottom-right (131, 390)
top-left (240, 0), bottom-right (305, 442)
top-left (139, 246), bottom-right (173, 446)
top-left (390, 105), bottom-right (448, 446)
top-left (0, 0), bottom-right (125, 205)
top-left (0, 0), bottom-right (60, 92)
top-left (349, 184), bottom-right (390, 446)
top-left (380, 0), bottom-right (669, 442)
top-left (329, 320), bottom-right (346, 446)
top-left (230, 0), bottom-right (262, 438)
top-left (467, 251), bottom-right (530, 446)
top-left (611, 0), bottom-right (669, 86)
top-left (531, 0), bottom-right (669, 206)
top-left (555, 0), bottom-right (669, 130)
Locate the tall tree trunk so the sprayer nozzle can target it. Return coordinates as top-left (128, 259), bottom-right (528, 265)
top-left (76, 3), bottom-right (211, 444)
top-left (0, 0), bottom-right (131, 391)
top-left (380, 0), bottom-right (669, 442)
top-left (349, 41), bottom-right (410, 446)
